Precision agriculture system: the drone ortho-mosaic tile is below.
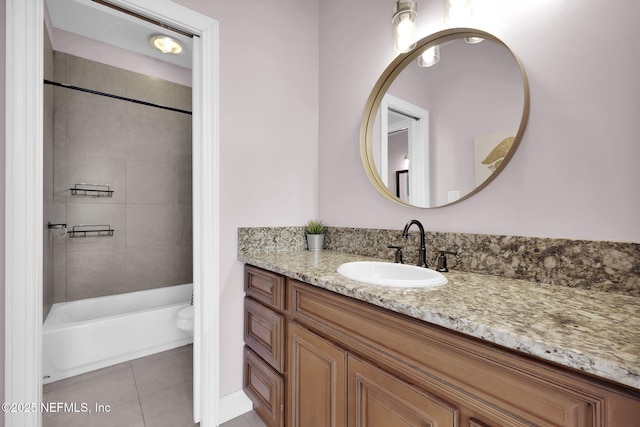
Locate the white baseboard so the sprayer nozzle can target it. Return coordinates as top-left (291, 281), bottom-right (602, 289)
top-left (218, 390), bottom-right (254, 424)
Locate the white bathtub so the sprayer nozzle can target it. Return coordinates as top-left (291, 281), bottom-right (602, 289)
top-left (43, 283), bottom-right (193, 384)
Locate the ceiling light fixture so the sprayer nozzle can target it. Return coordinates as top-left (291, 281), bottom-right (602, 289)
top-left (392, 1), bottom-right (418, 53)
top-left (150, 34), bottom-right (183, 55)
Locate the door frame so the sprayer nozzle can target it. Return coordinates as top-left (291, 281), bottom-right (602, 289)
top-left (380, 94), bottom-right (430, 206)
top-left (4, 0), bottom-right (220, 425)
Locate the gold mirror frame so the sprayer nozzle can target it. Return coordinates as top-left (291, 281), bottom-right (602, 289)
top-left (360, 28), bottom-right (530, 208)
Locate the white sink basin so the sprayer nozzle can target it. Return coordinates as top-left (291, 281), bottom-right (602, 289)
top-left (337, 261), bottom-right (447, 288)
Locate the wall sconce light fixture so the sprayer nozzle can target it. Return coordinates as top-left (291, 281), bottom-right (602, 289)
top-left (392, 1), bottom-right (418, 53)
top-left (149, 34), bottom-right (184, 55)
top-left (418, 45), bottom-right (440, 67)
top-left (444, 0), bottom-right (473, 24)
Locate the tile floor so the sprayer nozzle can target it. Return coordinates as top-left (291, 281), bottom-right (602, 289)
top-left (220, 411), bottom-right (267, 427)
top-left (43, 345), bottom-right (195, 427)
top-left (42, 344), bottom-right (266, 427)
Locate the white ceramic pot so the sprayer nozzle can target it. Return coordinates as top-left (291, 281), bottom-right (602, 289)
top-left (306, 233), bottom-right (325, 251)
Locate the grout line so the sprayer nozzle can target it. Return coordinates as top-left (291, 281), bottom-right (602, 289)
top-left (130, 363), bottom-right (147, 427)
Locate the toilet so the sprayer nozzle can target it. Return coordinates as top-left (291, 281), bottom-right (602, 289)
top-left (176, 305), bottom-right (194, 338)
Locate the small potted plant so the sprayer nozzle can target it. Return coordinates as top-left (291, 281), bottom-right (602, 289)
top-left (305, 220), bottom-right (326, 251)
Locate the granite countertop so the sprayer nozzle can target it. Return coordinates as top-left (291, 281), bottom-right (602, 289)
top-left (238, 250), bottom-right (640, 391)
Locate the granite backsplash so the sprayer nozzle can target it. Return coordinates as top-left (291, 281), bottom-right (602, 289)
top-left (237, 226), bottom-right (640, 296)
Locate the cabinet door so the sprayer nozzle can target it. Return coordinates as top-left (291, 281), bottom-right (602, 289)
top-left (288, 322), bottom-right (347, 427)
top-left (348, 354), bottom-right (459, 427)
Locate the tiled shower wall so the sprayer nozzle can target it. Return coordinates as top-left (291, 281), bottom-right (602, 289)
top-left (49, 53), bottom-right (192, 303)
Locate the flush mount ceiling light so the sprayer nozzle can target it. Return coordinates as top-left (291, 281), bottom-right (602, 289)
top-left (150, 34), bottom-right (183, 55)
top-left (392, 1), bottom-right (418, 53)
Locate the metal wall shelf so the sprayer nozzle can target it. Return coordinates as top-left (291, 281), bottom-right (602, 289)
top-left (70, 183), bottom-right (113, 197)
top-left (67, 225), bottom-right (114, 238)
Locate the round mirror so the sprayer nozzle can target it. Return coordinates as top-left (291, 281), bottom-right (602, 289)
top-left (360, 28), bottom-right (530, 208)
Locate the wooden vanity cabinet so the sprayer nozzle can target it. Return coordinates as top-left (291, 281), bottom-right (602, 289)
top-left (286, 278), bottom-right (640, 427)
top-left (287, 321), bottom-right (461, 427)
top-left (243, 264), bottom-right (640, 427)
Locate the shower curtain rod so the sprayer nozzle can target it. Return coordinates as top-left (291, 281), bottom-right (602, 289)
top-left (90, 0), bottom-right (195, 38)
top-left (43, 79), bottom-right (192, 115)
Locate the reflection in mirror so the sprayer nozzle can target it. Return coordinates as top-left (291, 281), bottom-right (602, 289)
top-left (376, 94), bottom-right (429, 206)
top-left (361, 29), bottom-right (529, 208)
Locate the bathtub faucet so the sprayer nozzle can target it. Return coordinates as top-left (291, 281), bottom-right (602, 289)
top-left (401, 219), bottom-right (428, 268)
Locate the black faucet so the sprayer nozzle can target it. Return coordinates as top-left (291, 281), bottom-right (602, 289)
top-left (401, 219), bottom-right (428, 268)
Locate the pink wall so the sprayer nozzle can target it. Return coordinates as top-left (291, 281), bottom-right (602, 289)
top-left (319, 0), bottom-right (640, 242)
top-left (174, 0), bottom-right (320, 396)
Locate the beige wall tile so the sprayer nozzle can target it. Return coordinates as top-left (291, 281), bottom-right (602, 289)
top-left (176, 154), bottom-right (192, 205)
top-left (53, 52), bottom-right (66, 83)
top-left (53, 86), bottom-right (68, 203)
top-left (171, 113), bottom-right (192, 158)
top-left (126, 204), bottom-right (176, 249)
top-left (126, 71), bottom-right (176, 108)
top-left (126, 159), bottom-right (176, 205)
top-left (66, 249), bottom-right (128, 300)
top-left (174, 245), bottom-right (193, 286)
top-left (125, 103), bottom-right (183, 163)
top-left (125, 247), bottom-right (177, 290)
top-left (175, 84), bottom-right (192, 112)
top-left (65, 54), bottom-right (127, 97)
top-left (175, 204), bottom-right (192, 246)
top-left (53, 237), bottom-right (67, 303)
top-left (65, 91), bottom-right (128, 159)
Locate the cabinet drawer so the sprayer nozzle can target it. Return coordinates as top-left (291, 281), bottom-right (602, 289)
top-left (245, 265), bottom-right (285, 311)
top-left (245, 297), bottom-right (285, 373)
top-left (244, 347), bottom-right (284, 427)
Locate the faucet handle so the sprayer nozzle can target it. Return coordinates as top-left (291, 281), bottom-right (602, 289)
top-left (436, 250), bottom-right (457, 272)
top-left (387, 245), bottom-right (404, 264)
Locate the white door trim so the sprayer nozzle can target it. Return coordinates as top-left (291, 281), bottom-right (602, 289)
top-left (380, 94), bottom-right (430, 206)
top-left (4, 1), bottom-right (220, 426)
top-left (5, 3), bottom-right (45, 427)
